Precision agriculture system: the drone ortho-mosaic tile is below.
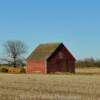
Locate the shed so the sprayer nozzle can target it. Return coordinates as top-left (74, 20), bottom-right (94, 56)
top-left (26, 43), bottom-right (76, 73)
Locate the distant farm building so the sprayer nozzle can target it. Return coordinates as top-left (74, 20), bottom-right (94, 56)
top-left (26, 43), bottom-right (76, 73)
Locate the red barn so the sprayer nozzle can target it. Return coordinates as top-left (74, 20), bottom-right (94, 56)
top-left (26, 43), bottom-right (76, 73)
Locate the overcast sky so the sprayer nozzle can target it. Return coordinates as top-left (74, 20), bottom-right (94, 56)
top-left (0, 0), bottom-right (100, 59)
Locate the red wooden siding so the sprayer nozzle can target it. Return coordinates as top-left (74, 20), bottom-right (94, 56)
top-left (26, 60), bottom-right (46, 73)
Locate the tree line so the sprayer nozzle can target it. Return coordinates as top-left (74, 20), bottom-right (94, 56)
top-left (76, 58), bottom-right (100, 68)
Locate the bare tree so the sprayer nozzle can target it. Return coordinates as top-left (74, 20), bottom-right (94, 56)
top-left (1, 40), bottom-right (27, 67)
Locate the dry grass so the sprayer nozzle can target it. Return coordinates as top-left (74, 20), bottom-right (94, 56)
top-left (0, 68), bottom-right (100, 100)
top-left (76, 67), bottom-right (100, 75)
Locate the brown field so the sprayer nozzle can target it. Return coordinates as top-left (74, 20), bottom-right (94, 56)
top-left (0, 68), bottom-right (100, 100)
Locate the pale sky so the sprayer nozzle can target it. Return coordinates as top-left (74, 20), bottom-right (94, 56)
top-left (0, 0), bottom-right (100, 59)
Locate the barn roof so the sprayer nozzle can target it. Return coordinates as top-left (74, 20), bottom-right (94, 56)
top-left (27, 43), bottom-right (61, 60)
top-left (27, 43), bottom-right (76, 61)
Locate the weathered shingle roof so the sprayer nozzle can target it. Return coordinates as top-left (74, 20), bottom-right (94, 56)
top-left (27, 43), bottom-right (61, 60)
